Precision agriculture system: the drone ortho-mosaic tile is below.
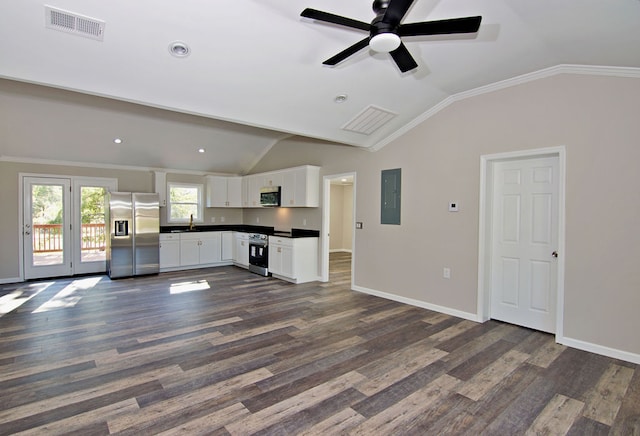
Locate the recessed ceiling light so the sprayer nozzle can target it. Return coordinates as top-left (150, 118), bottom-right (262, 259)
top-left (169, 41), bottom-right (190, 58)
top-left (334, 94), bottom-right (348, 103)
top-left (113, 138), bottom-right (122, 144)
top-left (198, 148), bottom-right (205, 153)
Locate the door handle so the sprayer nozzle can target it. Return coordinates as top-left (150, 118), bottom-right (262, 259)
top-left (552, 251), bottom-right (558, 258)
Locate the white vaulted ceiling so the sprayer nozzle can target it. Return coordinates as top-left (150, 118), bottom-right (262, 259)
top-left (1, 0), bottom-right (640, 173)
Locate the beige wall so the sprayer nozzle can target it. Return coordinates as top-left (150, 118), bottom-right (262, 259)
top-left (252, 74), bottom-right (640, 358)
top-left (329, 184), bottom-right (353, 252)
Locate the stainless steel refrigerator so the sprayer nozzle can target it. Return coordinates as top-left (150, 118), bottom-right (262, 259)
top-left (105, 192), bottom-right (160, 278)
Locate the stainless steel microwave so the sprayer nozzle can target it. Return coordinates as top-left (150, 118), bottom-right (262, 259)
top-left (260, 186), bottom-right (281, 207)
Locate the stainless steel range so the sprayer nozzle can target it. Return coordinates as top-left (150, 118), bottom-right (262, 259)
top-left (248, 233), bottom-right (269, 276)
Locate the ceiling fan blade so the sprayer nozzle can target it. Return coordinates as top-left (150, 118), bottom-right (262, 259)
top-left (389, 42), bottom-right (418, 72)
top-left (399, 16), bottom-right (482, 37)
top-left (382, 0), bottom-right (416, 26)
top-left (323, 37), bottom-right (370, 66)
top-left (301, 8), bottom-right (370, 32)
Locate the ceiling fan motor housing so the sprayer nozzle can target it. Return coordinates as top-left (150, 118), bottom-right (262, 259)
top-left (372, 0), bottom-right (392, 14)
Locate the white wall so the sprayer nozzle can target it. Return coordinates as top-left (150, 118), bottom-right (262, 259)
top-left (252, 73), bottom-right (640, 361)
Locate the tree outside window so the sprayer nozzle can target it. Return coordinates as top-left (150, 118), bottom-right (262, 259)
top-left (168, 183), bottom-right (203, 223)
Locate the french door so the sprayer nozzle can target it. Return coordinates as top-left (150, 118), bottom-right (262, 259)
top-left (23, 175), bottom-right (117, 279)
top-left (23, 177), bottom-right (72, 279)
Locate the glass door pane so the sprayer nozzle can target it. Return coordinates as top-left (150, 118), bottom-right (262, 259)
top-left (32, 185), bottom-right (64, 265)
top-left (80, 186), bottom-right (107, 263)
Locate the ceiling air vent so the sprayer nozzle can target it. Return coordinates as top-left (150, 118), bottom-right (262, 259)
top-left (45, 5), bottom-right (105, 41)
top-left (342, 105), bottom-right (397, 135)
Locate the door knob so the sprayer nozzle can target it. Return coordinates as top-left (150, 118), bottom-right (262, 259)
top-left (552, 251), bottom-right (558, 258)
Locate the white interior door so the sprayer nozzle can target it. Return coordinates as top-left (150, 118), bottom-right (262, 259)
top-left (23, 177), bottom-right (72, 279)
top-left (490, 156), bottom-right (559, 333)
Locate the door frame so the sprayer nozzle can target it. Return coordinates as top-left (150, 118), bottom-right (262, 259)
top-left (19, 172), bottom-right (118, 281)
top-left (477, 146), bottom-right (566, 340)
top-left (22, 176), bottom-right (73, 280)
top-left (321, 172), bottom-right (356, 283)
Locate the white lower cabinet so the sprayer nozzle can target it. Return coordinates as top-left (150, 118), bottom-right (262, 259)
top-left (221, 231), bottom-right (234, 261)
top-left (233, 232), bottom-right (250, 267)
top-left (268, 236), bottom-right (318, 283)
top-left (159, 234), bottom-right (180, 269)
top-left (160, 231), bottom-right (230, 271)
top-left (180, 232), bottom-right (221, 267)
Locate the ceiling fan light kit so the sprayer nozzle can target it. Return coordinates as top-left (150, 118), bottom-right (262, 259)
top-left (301, 0), bottom-right (482, 73)
top-left (369, 33), bottom-right (401, 53)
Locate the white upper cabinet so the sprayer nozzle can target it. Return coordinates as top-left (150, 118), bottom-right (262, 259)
top-left (208, 165), bottom-right (320, 209)
top-left (153, 171), bottom-right (167, 207)
top-left (206, 176), bottom-right (242, 207)
top-left (281, 166), bottom-right (320, 207)
top-left (262, 172), bottom-right (283, 188)
top-left (243, 175), bottom-right (263, 208)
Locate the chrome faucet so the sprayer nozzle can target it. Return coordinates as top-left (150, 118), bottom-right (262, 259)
top-left (189, 214), bottom-right (195, 230)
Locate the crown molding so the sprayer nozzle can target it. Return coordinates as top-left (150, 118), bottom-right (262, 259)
top-left (370, 64), bottom-right (640, 152)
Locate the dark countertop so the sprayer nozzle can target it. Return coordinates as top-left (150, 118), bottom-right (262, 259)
top-left (272, 228), bottom-right (320, 238)
top-left (160, 225), bottom-right (319, 238)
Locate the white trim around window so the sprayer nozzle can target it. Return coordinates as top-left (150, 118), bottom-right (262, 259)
top-left (167, 182), bottom-right (204, 224)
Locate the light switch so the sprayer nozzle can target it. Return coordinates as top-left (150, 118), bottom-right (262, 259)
top-left (355, 222), bottom-right (363, 229)
top-left (449, 202), bottom-right (459, 212)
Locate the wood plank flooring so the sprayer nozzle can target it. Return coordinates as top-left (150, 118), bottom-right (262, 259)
top-left (0, 252), bottom-right (638, 435)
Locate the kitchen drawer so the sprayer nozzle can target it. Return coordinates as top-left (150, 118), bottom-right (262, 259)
top-left (269, 236), bottom-right (293, 247)
top-left (160, 233), bottom-right (179, 241)
top-left (179, 232), bottom-right (203, 241)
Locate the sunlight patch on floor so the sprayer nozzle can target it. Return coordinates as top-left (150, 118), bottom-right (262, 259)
top-left (0, 282), bottom-right (53, 317)
top-left (170, 280), bottom-right (211, 294)
top-left (33, 276), bottom-right (102, 313)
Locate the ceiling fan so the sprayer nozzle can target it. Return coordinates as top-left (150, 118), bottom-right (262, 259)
top-left (301, 0), bottom-right (482, 73)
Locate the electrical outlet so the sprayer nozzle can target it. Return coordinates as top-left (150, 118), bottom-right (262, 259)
top-left (303, 219), bottom-right (307, 226)
top-left (256, 217), bottom-right (260, 223)
top-left (443, 267), bottom-right (451, 279)
top-left (221, 216), bottom-right (225, 223)
top-left (210, 217), bottom-right (216, 223)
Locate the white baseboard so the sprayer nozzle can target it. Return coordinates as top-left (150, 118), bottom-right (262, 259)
top-left (0, 277), bottom-right (22, 285)
top-left (558, 336), bottom-right (640, 365)
top-left (352, 284), bottom-right (481, 322)
top-left (352, 284), bottom-right (640, 364)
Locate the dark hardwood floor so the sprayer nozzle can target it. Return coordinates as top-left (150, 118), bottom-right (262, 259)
top-left (0, 252), bottom-right (638, 435)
